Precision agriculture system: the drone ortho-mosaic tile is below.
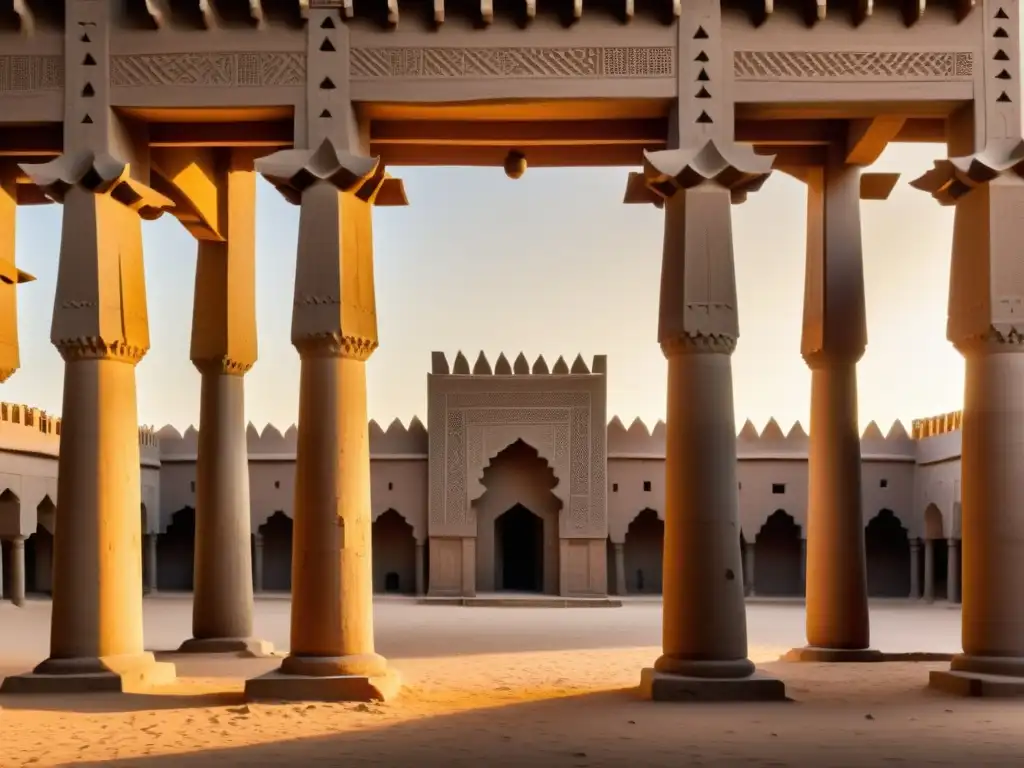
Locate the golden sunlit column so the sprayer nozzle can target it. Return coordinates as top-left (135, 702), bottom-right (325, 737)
top-left (784, 147), bottom-right (897, 662)
top-left (244, 139), bottom-right (407, 703)
top-left (0, 165), bottom-right (36, 383)
top-left (178, 150), bottom-right (271, 657)
top-left (625, 141), bottom-right (785, 701)
top-left (1, 153), bottom-right (177, 693)
top-left (914, 142), bottom-right (1024, 696)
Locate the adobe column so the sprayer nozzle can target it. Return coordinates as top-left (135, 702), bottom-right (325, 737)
top-left (244, 138), bottom-right (407, 703)
top-left (626, 140), bottom-right (785, 701)
top-left (179, 150), bottom-right (271, 658)
top-left (915, 142), bottom-right (1024, 696)
top-left (8, 535), bottom-right (24, 607)
top-left (785, 145), bottom-right (884, 662)
top-left (0, 153), bottom-right (177, 693)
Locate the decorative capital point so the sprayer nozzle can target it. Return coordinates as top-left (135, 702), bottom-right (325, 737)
top-left (19, 151), bottom-right (174, 219)
top-left (256, 138), bottom-right (408, 205)
top-left (635, 140), bottom-right (775, 204)
top-left (911, 139), bottom-right (1024, 205)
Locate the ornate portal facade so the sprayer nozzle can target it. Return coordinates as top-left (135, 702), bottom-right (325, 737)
top-left (0, 0), bottom-right (1020, 703)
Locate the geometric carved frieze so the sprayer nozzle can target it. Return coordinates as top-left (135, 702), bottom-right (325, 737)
top-left (430, 387), bottom-right (607, 539)
top-left (350, 47), bottom-right (675, 79)
top-left (0, 56), bottom-right (63, 92)
top-left (110, 53), bottom-right (306, 87)
top-left (733, 51), bottom-right (974, 80)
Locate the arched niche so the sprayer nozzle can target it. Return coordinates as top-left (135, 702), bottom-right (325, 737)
top-left (865, 509), bottom-right (910, 597)
top-left (157, 506), bottom-right (195, 592)
top-left (754, 509), bottom-right (803, 596)
top-left (372, 508), bottom-right (416, 595)
top-left (258, 511), bottom-right (293, 592)
top-left (624, 507), bottom-right (664, 594)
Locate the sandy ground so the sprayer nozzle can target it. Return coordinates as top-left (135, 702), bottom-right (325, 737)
top-left (2, 597), bottom-right (1023, 767)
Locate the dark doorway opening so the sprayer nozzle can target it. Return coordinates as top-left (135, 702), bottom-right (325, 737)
top-left (865, 509), bottom-right (910, 597)
top-left (157, 507), bottom-right (195, 591)
top-left (624, 508), bottom-right (664, 594)
top-left (259, 511), bottom-right (293, 592)
top-left (496, 503), bottom-right (543, 592)
top-left (384, 572), bottom-right (400, 592)
top-left (754, 509), bottom-right (803, 596)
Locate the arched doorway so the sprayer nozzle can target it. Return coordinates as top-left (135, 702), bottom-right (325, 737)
top-left (25, 497), bottom-right (55, 594)
top-left (473, 439), bottom-right (561, 594)
top-left (0, 489), bottom-right (19, 598)
top-left (923, 503), bottom-right (949, 598)
top-left (495, 503), bottom-right (544, 592)
top-left (158, 507), bottom-right (195, 591)
top-left (259, 511), bottom-right (293, 592)
top-left (754, 510), bottom-right (802, 596)
top-left (624, 508), bottom-right (664, 594)
top-left (372, 509), bottom-right (416, 594)
top-left (865, 509), bottom-right (910, 597)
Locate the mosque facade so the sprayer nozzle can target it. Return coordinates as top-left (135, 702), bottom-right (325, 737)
top-left (0, 351), bottom-right (962, 605)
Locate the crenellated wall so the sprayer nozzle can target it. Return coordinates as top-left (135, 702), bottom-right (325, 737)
top-left (0, 395), bottom-right (967, 553)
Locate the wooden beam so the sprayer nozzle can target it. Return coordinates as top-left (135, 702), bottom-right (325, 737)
top-left (372, 143), bottom-right (661, 168)
top-left (860, 172), bottom-right (900, 200)
top-left (370, 118), bottom-right (667, 147)
top-left (735, 119), bottom-right (841, 146)
top-left (150, 147), bottom-right (224, 241)
top-left (845, 116), bottom-right (906, 165)
top-left (148, 120), bottom-right (292, 148)
top-left (894, 118), bottom-right (946, 143)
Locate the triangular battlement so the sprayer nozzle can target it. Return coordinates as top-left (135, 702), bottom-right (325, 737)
top-left (430, 351), bottom-right (607, 376)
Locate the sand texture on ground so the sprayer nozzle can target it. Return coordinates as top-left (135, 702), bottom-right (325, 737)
top-left (3, 645), bottom-right (1024, 767)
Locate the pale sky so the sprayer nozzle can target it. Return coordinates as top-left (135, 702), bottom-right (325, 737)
top-left (6, 142), bottom-right (961, 434)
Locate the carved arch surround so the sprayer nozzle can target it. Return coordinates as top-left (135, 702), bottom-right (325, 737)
top-left (429, 382), bottom-right (607, 539)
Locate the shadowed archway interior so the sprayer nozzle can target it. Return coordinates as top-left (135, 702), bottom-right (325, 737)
top-left (258, 510), bottom-right (293, 592)
top-left (473, 439), bottom-right (562, 594)
top-left (158, 507), bottom-right (195, 591)
top-left (865, 509), bottom-right (911, 597)
top-left (624, 508), bottom-right (664, 594)
top-left (754, 510), bottom-right (803, 596)
top-left (372, 509), bottom-right (417, 594)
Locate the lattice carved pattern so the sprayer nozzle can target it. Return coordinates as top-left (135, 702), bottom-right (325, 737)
top-left (0, 56), bottom-right (63, 92)
top-left (733, 51), bottom-right (974, 80)
top-left (110, 53), bottom-right (305, 87)
top-left (350, 46), bottom-right (674, 79)
top-left (436, 390), bottom-right (604, 537)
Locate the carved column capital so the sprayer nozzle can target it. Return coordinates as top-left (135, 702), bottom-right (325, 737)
top-left (20, 152), bottom-right (173, 364)
top-left (625, 141), bottom-right (775, 358)
top-left (256, 139), bottom-right (407, 362)
top-left (912, 141), bottom-right (1024, 355)
top-left (192, 357), bottom-right (255, 377)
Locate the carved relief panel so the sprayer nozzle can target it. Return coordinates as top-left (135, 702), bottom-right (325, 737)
top-left (427, 359), bottom-right (607, 540)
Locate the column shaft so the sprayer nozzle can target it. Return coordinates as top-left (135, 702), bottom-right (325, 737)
top-left (799, 538), bottom-right (807, 593)
top-left (253, 534), bottom-right (264, 593)
top-left (924, 539), bottom-right (935, 603)
top-left (805, 360), bottom-right (870, 649)
top-left (960, 351), bottom-right (1024, 660)
top-left (144, 533), bottom-right (158, 594)
top-left (0, 538), bottom-right (5, 601)
top-left (286, 353), bottom-right (380, 670)
top-left (658, 349), bottom-right (750, 672)
top-left (415, 542), bottom-right (425, 596)
top-left (743, 541), bottom-right (755, 597)
top-left (947, 539), bottom-right (960, 604)
top-left (190, 370), bottom-right (256, 642)
top-left (9, 535), bottom-right (24, 607)
top-left (909, 540), bottom-right (921, 599)
top-left (614, 543), bottom-right (626, 596)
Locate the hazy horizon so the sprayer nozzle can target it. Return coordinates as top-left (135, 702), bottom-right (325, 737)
top-left (4, 142), bottom-right (962, 434)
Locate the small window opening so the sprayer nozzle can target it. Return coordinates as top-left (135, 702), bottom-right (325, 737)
top-left (772, 483), bottom-right (786, 495)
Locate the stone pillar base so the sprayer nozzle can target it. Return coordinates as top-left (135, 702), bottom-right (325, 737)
top-left (177, 637), bottom-right (275, 658)
top-left (782, 646), bottom-right (884, 663)
top-left (928, 654), bottom-right (1024, 697)
top-left (245, 667), bottom-right (401, 703)
top-left (0, 652), bottom-right (176, 694)
top-left (639, 668), bottom-right (787, 702)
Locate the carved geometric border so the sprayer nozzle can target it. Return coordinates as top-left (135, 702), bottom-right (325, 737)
top-left (350, 46), bottom-right (675, 79)
top-left (0, 56), bottom-right (63, 92)
top-left (733, 51), bottom-right (974, 80)
top-left (110, 52), bottom-right (305, 88)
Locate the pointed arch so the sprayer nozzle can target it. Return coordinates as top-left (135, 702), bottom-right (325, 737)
top-left (624, 507), bottom-right (663, 594)
top-left (258, 510), bottom-right (293, 592)
top-left (754, 510), bottom-right (803, 596)
top-left (372, 509), bottom-right (416, 594)
top-left (865, 509), bottom-right (910, 597)
top-left (0, 488), bottom-right (20, 538)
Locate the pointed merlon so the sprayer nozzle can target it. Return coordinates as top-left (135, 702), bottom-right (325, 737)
top-left (651, 420), bottom-right (666, 440)
top-left (607, 415), bottom-right (626, 431)
top-left (861, 420), bottom-right (884, 440)
top-left (453, 351), bottom-right (470, 374)
top-left (760, 418), bottom-right (785, 440)
top-left (513, 352), bottom-right (530, 374)
top-left (385, 417), bottom-right (406, 435)
top-left (570, 354), bottom-right (590, 374)
top-left (786, 422), bottom-right (808, 440)
top-left (552, 356), bottom-right (570, 374)
top-left (886, 420), bottom-right (911, 440)
top-left (627, 417), bottom-right (650, 437)
top-left (532, 355), bottom-right (550, 374)
top-left (591, 355), bottom-right (608, 374)
top-left (431, 351), bottom-right (450, 375)
top-left (737, 419), bottom-right (760, 440)
top-left (472, 351), bottom-right (492, 375)
top-left (494, 353), bottom-right (512, 375)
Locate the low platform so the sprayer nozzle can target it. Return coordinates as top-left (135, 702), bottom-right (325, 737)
top-left (245, 668), bottom-right (402, 703)
top-left (639, 668), bottom-right (788, 702)
top-left (782, 647), bottom-right (955, 663)
top-left (419, 594), bottom-right (622, 608)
